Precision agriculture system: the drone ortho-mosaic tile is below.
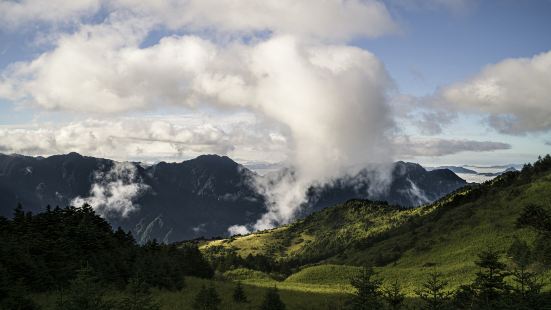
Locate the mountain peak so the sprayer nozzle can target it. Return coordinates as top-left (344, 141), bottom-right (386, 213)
top-left (183, 154), bottom-right (240, 170)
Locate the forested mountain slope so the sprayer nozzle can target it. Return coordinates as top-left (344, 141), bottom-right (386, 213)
top-left (200, 156), bottom-right (551, 292)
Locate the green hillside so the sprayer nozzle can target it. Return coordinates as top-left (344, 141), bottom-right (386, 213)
top-left (200, 156), bottom-right (551, 295)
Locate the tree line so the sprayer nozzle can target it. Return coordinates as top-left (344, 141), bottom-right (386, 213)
top-left (0, 203), bottom-right (213, 309)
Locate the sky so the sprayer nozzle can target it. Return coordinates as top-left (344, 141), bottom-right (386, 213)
top-left (0, 0), bottom-right (550, 170)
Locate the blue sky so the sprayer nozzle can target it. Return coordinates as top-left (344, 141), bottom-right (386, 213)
top-left (0, 0), bottom-right (550, 168)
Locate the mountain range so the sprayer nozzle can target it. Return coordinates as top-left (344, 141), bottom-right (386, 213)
top-left (0, 152), bottom-right (466, 242)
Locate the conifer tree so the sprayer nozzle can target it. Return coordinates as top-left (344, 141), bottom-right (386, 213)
top-left (383, 280), bottom-right (405, 310)
top-left (416, 272), bottom-right (451, 310)
top-left (259, 287), bottom-right (286, 310)
top-left (192, 284), bottom-right (221, 310)
top-left (232, 281), bottom-right (248, 303)
top-left (471, 250), bottom-right (511, 308)
top-left (510, 263), bottom-right (544, 309)
top-left (117, 276), bottom-right (160, 310)
top-left (350, 266), bottom-right (383, 310)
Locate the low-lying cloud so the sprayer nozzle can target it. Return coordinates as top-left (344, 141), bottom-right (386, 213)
top-left (71, 162), bottom-right (149, 217)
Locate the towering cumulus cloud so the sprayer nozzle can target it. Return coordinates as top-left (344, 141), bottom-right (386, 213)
top-left (229, 37), bottom-right (395, 232)
top-left (0, 0), bottom-right (398, 231)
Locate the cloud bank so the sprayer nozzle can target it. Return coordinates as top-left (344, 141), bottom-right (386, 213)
top-left (0, 115), bottom-right (287, 163)
top-left (396, 137), bottom-right (512, 157)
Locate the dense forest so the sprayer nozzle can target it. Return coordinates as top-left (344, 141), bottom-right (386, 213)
top-left (0, 204), bottom-right (213, 309)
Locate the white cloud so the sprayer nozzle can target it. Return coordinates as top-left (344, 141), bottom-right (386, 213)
top-left (227, 224), bottom-right (250, 236)
top-left (117, 0), bottom-right (397, 40)
top-left (0, 0), bottom-right (400, 231)
top-left (0, 0), bottom-right (101, 27)
top-left (438, 50), bottom-right (551, 134)
top-left (1, 0), bottom-right (397, 41)
top-left (71, 162), bottom-right (149, 217)
top-left (396, 137), bottom-right (511, 157)
top-left (0, 115), bottom-right (288, 163)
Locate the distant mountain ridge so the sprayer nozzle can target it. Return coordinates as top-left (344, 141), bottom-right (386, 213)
top-left (0, 153), bottom-right (467, 242)
top-left (305, 161), bottom-right (466, 213)
top-left (426, 165), bottom-right (520, 179)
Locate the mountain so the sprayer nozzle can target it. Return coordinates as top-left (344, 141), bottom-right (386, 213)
top-left (305, 161), bottom-right (466, 212)
top-left (200, 155), bottom-right (551, 292)
top-left (0, 153), bottom-right (264, 242)
top-left (427, 165), bottom-right (478, 174)
top-left (0, 153), bottom-right (466, 242)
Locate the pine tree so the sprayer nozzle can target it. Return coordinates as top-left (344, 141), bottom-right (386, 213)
top-left (117, 276), bottom-right (160, 310)
top-left (510, 264), bottom-right (544, 309)
top-left (383, 280), bottom-right (405, 310)
top-left (259, 287), bottom-right (286, 310)
top-left (416, 272), bottom-right (451, 310)
top-left (232, 281), bottom-right (248, 303)
top-left (192, 284), bottom-right (221, 310)
top-left (471, 250), bottom-right (511, 308)
top-left (350, 266), bottom-right (383, 310)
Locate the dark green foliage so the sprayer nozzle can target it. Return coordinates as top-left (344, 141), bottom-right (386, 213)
top-left (453, 285), bottom-right (477, 309)
top-left (192, 284), bottom-right (221, 310)
top-left (259, 287), bottom-right (286, 310)
top-left (510, 264), bottom-right (544, 309)
top-left (0, 203), bottom-right (213, 296)
top-left (517, 204), bottom-right (551, 266)
top-left (508, 237), bottom-right (533, 267)
top-left (416, 272), bottom-right (451, 310)
top-left (350, 266), bottom-right (383, 310)
top-left (232, 281), bottom-right (248, 303)
top-left (58, 265), bottom-right (110, 310)
top-left (452, 247), bottom-right (551, 309)
top-left (0, 279), bottom-right (40, 310)
top-left (382, 280), bottom-right (405, 310)
top-left (532, 235), bottom-right (551, 266)
top-left (133, 240), bottom-right (189, 290)
top-left (516, 204), bottom-right (551, 234)
top-left (117, 276), bottom-right (160, 310)
top-left (471, 250), bottom-right (511, 309)
top-left (202, 246), bottom-right (278, 274)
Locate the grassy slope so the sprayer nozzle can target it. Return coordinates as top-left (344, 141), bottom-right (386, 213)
top-left (33, 277), bottom-right (349, 310)
top-left (202, 200), bottom-right (433, 264)
top-left (201, 170), bottom-right (551, 295)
